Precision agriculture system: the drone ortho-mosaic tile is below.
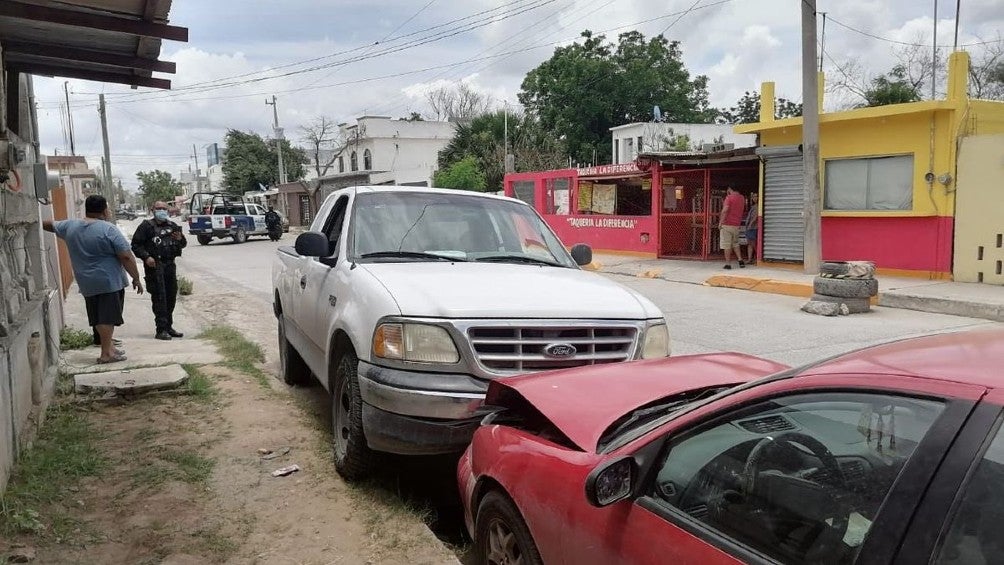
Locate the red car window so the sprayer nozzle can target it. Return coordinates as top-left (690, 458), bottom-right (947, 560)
top-left (646, 392), bottom-right (946, 565)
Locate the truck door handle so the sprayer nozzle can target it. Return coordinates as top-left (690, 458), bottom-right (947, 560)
top-left (300, 275), bottom-right (307, 289)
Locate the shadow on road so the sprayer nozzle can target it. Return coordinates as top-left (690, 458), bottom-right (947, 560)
top-left (290, 381), bottom-right (476, 563)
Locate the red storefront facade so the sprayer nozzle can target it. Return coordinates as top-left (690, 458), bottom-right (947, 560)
top-left (504, 149), bottom-right (760, 260)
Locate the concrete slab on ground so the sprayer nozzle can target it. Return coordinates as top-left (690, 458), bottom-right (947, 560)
top-left (74, 364), bottom-right (188, 394)
top-left (879, 282), bottom-right (1004, 322)
top-left (62, 337), bottom-right (222, 375)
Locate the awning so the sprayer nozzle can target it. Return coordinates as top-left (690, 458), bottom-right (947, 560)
top-left (755, 145), bottom-right (802, 158)
top-left (0, 0), bottom-right (188, 89)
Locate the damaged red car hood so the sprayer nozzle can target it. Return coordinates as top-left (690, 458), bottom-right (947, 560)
top-left (485, 353), bottom-right (789, 452)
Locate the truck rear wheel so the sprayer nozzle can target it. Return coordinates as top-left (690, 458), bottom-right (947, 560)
top-left (232, 227), bottom-right (247, 244)
top-left (278, 316), bottom-right (312, 386)
top-left (331, 350), bottom-right (380, 480)
top-left (197, 234), bottom-right (212, 245)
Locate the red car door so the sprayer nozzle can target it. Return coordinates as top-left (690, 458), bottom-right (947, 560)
top-left (559, 375), bottom-right (984, 565)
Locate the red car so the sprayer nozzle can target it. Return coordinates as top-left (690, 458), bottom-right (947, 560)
top-left (458, 329), bottom-right (1004, 565)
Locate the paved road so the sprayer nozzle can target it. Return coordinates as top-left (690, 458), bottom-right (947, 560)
top-left (176, 232), bottom-right (1000, 368)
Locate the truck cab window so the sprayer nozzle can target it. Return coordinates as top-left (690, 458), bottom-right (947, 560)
top-left (324, 196), bottom-right (349, 256)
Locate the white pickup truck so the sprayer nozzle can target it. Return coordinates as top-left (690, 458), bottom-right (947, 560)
top-left (272, 186), bottom-right (670, 479)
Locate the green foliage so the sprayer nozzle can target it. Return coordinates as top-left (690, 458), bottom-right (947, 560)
top-left (198, 325), bottom-right (270, 389)
top-left (519, 30), bottom-right (714, 164)
top-left (716, 91), bottom-right (803, 124)
top-left (434, 156), bottom-right (487, 191)
top-left (136, 170), bottom-right (183, 207)
top-left (437, 111), bottom-right (565, 192)
top-left (221, 130), bottom-right (308, 194)
top-left (59, 326), bottom-right (92, 350)
top-left (862, 65), bottom-right (922, 107)
top-left (177, 276), bottom-right (194, 296)
top-left (0, 404), bottom-right (104, 538)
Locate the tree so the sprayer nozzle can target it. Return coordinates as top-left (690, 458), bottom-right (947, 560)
top-left (437, 110), bottom-right (565, 193)
top-left (970, 36), bottom-right (1004, 100)
top-left (433, 156), bottom-right (487, 191)
top-left (716, 91), bottom-right (803, 124)
top-left (299, 116), bottom-right (343, 178)
top-left (221, 129), bottom-right (308, 194)
top-left (519, 30), bottom-right (714, 164)
top-left (425, 82), bottom-right (494, 121)
top-left (136, 170), bottom-right (183, 206)
top-left (862, 65), bottom-right (922, 107)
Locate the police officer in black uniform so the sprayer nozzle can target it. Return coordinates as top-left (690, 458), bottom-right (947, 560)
top-left (131, 200), bottom-right (187, 340)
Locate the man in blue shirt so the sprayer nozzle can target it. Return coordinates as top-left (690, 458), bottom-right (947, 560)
top-left (43, 195), bottom-right (144, 363)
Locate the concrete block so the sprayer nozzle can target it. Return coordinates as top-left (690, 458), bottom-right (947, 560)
top-left (62, 337), bottom-right (223, 375)
top-left (0, 353), bottom-right (13, 493)
top-left (878, 294), bottom-right (1004, 322)
top-left (74, 364), bottom-right (188, 395)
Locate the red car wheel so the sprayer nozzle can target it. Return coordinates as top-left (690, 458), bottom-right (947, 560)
top-left (476, 491), bottom-right (543, 565)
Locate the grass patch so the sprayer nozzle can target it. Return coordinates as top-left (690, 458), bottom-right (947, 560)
top-left (59, 326), bottom-right (93, 350)
top-left (198, 326), bottom-right (270, 389)
top-left (177, 276), bottom-right (194, 296)
top-left (181, 364), bottom-right (217, 401)
top-left (0, 403), bottom-right (104, 538)
top-left (127, 446), bottom-right (215, 491)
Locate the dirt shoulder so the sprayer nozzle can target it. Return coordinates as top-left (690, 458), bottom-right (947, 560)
top-left (2, 266), bottom-right (462, 563)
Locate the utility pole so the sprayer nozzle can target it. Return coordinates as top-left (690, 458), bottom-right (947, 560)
top-left (265, 95), bottom-right (287, 185)
top-left (192, 143), bottom-right (201, 195)
top-left (801, 0), bottom-right (821, 274)
top-left (64, 81), bottom-right (76, 156)
top-left (98, 94), bottom-right (117, 209)
top-left (932, 0), bottom-right (939, 99)
top-left (818, 12), bottom-right (827, 72)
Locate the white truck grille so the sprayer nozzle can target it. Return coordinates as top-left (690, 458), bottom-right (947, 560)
top-left (468, 325), bottom-right (638, 374)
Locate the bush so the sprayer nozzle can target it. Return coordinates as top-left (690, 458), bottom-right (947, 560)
top-left (59, 327), bottom-right (92, 350)
top-left (178, 276), bottom-right (194, 296)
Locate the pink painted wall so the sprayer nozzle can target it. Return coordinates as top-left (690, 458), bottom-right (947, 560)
top-left (543, 214), bottom-right (660, 255)
top-left (821, 216), bottom-right (954, 273)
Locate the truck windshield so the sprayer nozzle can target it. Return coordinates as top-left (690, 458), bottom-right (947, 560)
top-left (350, 191), bottom-right (576, 267)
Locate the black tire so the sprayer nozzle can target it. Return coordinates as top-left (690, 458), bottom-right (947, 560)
top-left (278, 316), bottom-right (312, 386)
top-left (813, 277), bottom-right (878, 299)
top-left (331, 350), bottom-right (380, 481)
top-left (809, 293), bottom-right (871, 314)
top-left (819, 262), bottom-right (851, 277)
top-left (232, 227), bottom-right (247, 244)
top-left (476, 491), bottom-right (544, 565)
top-left (197, 234), bottom-right (212, 246)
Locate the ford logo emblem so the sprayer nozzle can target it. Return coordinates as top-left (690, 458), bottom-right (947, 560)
top-left (543, 343), bottom-right (577, 358)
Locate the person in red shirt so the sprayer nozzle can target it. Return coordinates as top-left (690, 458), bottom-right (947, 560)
top-left (719, 186), bottom-right (746, 269)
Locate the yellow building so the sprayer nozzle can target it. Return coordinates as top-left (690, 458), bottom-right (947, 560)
top-left (736, 52), bottom-right (1004, 281)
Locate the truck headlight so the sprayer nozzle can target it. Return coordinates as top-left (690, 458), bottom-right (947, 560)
top-left (373, 323), bottom-right (460, 364)
top-left (641, 324), bottom-right (671, 359)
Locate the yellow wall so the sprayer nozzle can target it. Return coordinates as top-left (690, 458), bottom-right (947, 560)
top-left (971, 101), bottom-right (1004, 136)
top-left (953, 133), bottom-right (1004, 284)
top-left (756, 109), bottom-right (958, 218)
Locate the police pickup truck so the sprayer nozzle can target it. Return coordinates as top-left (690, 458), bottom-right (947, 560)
top-left (186, 192), bottom-right (269, 245)
top-left (272, 185), bottom-right (672, 480)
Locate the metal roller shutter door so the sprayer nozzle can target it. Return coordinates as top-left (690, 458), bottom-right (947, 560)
top-left (760, 149), bottom-right (804, 262)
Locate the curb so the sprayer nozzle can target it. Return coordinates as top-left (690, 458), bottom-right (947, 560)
top-left (878, 294), bottom-right (1004, 322)
top-left (705, 275), bottom-right (814, 298)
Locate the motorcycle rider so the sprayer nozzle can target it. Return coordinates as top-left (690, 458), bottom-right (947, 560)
top-left (131, 201), bottom-right (187, 340)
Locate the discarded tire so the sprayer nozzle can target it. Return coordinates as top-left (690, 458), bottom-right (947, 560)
top-left (819, 262), bottom-right (851, 277)
top-left (808, 293), bottom-right (871, 314)
top-left (813, 277), bottom-right (878, 299)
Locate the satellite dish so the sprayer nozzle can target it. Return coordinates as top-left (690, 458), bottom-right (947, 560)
top-left (653, 106), bottom-right (663, 122)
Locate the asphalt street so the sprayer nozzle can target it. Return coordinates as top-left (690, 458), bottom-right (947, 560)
top-left (174, 230), bottom-right (1001, 369)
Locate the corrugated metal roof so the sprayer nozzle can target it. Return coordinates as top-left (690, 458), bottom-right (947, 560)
top-left (0, 0), bottom-right (187, 89)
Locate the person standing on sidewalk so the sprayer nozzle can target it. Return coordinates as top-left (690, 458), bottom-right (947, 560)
top-left (43, 195), bottom-right (144, 363)
top-left (131, 201), bottom-right (187, 340)
top-left (718, 186), bottom-right (747, 270)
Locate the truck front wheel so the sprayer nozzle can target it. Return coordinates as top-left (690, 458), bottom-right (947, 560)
top-left (332, 350), bottom-right (380, 480)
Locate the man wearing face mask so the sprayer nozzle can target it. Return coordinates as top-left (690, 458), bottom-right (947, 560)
top-left (131, 201), bottom-right (187, 340)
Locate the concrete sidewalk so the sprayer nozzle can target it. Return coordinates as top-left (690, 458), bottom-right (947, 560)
top-left (589, 253), bottom-right (1004, 322)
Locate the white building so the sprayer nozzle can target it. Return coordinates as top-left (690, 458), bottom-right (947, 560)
top-left (325, 115), bottom-right (456, 188)
top-left (610, 122), bottom-right (757, 164)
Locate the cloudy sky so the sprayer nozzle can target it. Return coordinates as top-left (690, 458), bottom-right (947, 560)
top-left (30, 0), bottom-right (1004, 190)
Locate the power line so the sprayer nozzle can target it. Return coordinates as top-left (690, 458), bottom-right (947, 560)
top-left (659, 0), bottom-right (704, 35)
top-left (826, 15), bottom-right (999, 48)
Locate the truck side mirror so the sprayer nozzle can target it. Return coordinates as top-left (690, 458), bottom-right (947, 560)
top-left (570, 243), bottom-right (593, 266)
top-left (294, 231), bottom-right (331, 257)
